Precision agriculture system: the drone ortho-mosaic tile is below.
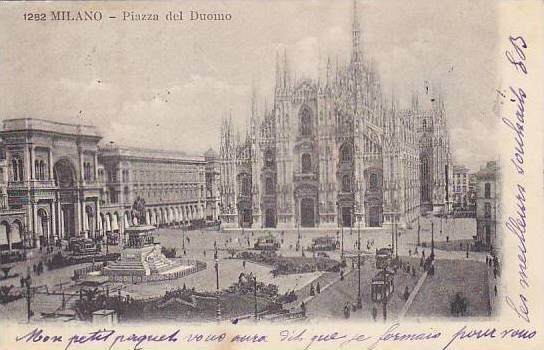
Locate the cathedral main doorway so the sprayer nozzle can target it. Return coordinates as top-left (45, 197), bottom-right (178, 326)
top-left (300, 198), bottom-right (315, 227)
top-left (342, 207), bottom-right (352, 227)
top-left (368, 206), bottom-right (381, 227)
top-left (264, 208), bottom-right (275, 228)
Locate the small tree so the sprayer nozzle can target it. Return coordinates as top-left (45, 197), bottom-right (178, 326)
top-left (132, 196), bottom-right (146, 225)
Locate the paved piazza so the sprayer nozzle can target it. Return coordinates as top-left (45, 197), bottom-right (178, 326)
top-left (0, 215), bottom-right (493, 322)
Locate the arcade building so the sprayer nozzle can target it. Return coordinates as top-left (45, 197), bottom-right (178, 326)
top-left (0, 118), bottom-right (220, 251)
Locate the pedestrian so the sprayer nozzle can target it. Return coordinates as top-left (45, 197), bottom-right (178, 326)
top-left (372, 306), bottom-right (377, 321)
top-left (494, 285), bottom-right (497, 296)
top-left (301, 301), bottom-right (306, 316)
top-left (466, 249), bottom-right (469, 258)
top-left (316, 282), bottom-right (321, 294)
top-left (446, 236), bottom-right (449, 243)
top-left (20, 276), bottom-right (24, 288)
top-left (203, 250), bottom-right (206, 257)
top-left (340, 270), bottom-right (344, 281)
top-left (409, 249), bottom-right (412, 256)
top-left (33, 264), bottom-right (36, 274)
top-left (309, 284), bottom-right (315, 296)
top-left (412, 266), bottom-right (416, 276)
top-left (343, 302), bottom-right (351, 319)
top-left (243, 260), bottom-right (246, 269)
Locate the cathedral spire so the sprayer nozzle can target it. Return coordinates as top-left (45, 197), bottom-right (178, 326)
top-left (351, 0), bottom-right (361, 64)
top-left (283, 48), bottom-right (290, 89)
top-left (326, 56), bottom-right (332, 86)
top-left (275, 51), bottom-right (282, 92)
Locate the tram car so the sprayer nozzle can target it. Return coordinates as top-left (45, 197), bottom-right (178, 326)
top-left (71, 238), bottom-right (99, 255)
top-left (254, 234), bottom-right (280, 251)
top-left (375, 247), bottom-right (393, 269)
top-left (309, 236), bottom-right (339, 251)
top-left (370, 269), bottom-right (395, 302)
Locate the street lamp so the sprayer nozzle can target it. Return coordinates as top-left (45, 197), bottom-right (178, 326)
top-left (182, 227), bottom-right (185, 250)
top-left (253, 276), bottom-right (258, 320)
top-left (382, 264), bottom-right (388, 322)
top-left (336, 201), bottom-right (344, 259)
top-left (22, 272), bottom-right (32, 322)
top-left (357, 213), bottom-right (362, 309)
top-left (395, 216), bottom-right (398, 259)
top-left (214, 249), bottom-right (220, 321)
top-left (431, 221), bottom-right (435, 260)
top-left (417, 216), bottom-right (420, 247)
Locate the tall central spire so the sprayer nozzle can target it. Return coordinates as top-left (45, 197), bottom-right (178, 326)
top-left (351, 0), bottom-right (361, 64)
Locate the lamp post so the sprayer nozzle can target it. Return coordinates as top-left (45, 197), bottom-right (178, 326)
top-left (417, 216), bottom-right (420, 247)
top-left (357, 213), bottom-right (362, 309)
top-left (395, 216), bottom-right (398, 259)
top-left (341, 224), bottom-right (344, 259)
top-left (253, 276), bottom-right (258, 320)
top-left (382, 264), bottom-right (388, 322)
top-left (214, 249), bottom-right (220, 321)
top-left (391, 216), bottom-right (394, 254)
top-left (22, 272), bottom-right (32, 322)
top-left (431, 221), bottom-right (435, 260)
top-left (336, 201), bottom-right (344, 259)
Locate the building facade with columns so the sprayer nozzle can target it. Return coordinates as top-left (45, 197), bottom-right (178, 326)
top-left (0, 118), bottom-right (102, 249)
top-left (0, 118), bottom-right (219, 251)
top-left (98, 144), bottom-right (212, 236)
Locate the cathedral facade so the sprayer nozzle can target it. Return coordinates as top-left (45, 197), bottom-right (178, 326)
top-left (219, 3), bottom-right (451, 230)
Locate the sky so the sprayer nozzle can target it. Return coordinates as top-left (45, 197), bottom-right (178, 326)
top-left (0, 0), bottom-right (500, 171)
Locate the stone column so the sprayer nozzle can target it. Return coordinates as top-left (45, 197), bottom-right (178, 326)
top-left (51, 200), bottom-right (57, 240)
top-left (75, 195), bottom-right (83, 237)
top-left (59, 207), bottom-right (65, 239)
top-left (48, 148), bottom-right (54, 181)
top-left (79, 148), bottom-right (85, 185)
top-left (32, 201), bottom-right (39, 248)
top-left (93, 152), bottom-right (99, 182)
top-left (24, 146), bottom-right (31, 182)
top-left (96, 198), bottom-right (101, 234)
top-left (29, 146), bottom-right (35, 180)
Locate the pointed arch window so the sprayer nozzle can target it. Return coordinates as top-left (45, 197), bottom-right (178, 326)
top-left (484, 183), bottom-right (491, 199)
top-left (301, 153), bottom-right (312, 173)
top-left (265, 177), bottom-right (274, 194)
top-left (342, 175), bottom-right (351, 192)
top-left (369, 173), bottom-right (378, 189)
top-left (242, 177), bottom-right (251, 196)
top-left (340, 143), bottom-right (353, 163)
top-left (299, 106), bottom-right (312, 137)
top-left (264, 149), bottom-right (275, 167)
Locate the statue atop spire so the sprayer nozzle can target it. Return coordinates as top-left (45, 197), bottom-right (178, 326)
top-left (351, 0), bottom-right (361, 64)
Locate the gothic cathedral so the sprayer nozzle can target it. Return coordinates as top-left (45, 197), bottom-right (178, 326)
top-left (219, 1), bottom-right (451, 230)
